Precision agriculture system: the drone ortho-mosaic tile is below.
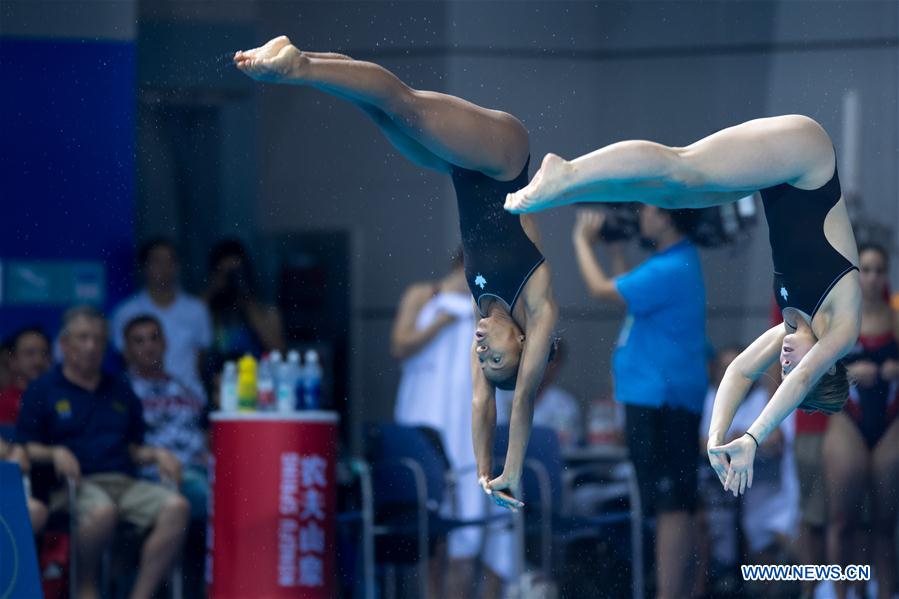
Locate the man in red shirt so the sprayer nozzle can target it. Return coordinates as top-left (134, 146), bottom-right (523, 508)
top-left (0, 342), bottom-right (11, 392)
top-left (0, 327), bottom-right (52, 424)
top-left (0, 328), bottom-right (52, 535)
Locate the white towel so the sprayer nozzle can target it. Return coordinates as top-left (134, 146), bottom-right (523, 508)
top-left (393, 291), bottom-right (486, 559)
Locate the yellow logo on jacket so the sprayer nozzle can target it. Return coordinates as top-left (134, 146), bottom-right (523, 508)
top-left (111, 401), bottom-right (127, 414)
top-left (55, 399), bottom-right (72, 419)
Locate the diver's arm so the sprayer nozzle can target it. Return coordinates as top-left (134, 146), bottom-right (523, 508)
top-left (487, 269), bottom-right (558, 510)
top-left (471, 340), bottom-right (497, 492)
top-left (706, 324), bottom-right (783, 488)
top-left (708, 324), bottom-right (785, 444)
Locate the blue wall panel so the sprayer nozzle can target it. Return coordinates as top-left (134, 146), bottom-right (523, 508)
top-left (0, 37), bottom-right (136, 339)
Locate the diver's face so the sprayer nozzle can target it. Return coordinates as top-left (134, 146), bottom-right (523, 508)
top-left (474, 317), bottom-right (522, 382)
top-left (858, 249), bottom-right (888, 302)
top-left (780, 327), bottom-right (816, 379)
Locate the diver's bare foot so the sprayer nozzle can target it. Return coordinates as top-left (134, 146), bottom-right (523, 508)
top-left (234, 35), bottom-right (309, 83)
top-left (504, 152), bottom-right (571, 214)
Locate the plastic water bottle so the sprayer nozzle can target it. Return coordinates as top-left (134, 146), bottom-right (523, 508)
top-left (257, 356), bottom-right (275, 411)
top-left (220, 361), bottom-right (238, 412)
top-left (269, 350), bottom-right (282, 390)
top-left (237, 354), bottom-right (258, 412)
top-left (302, 350), bottom-right (322, 410)
top-left (278, 350), bottom-right (301, 413)
top-left (293, 354), bottom-right (304, 410)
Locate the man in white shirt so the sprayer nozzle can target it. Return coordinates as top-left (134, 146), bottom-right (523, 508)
top-left (112, 238), bottom-right (212, 398)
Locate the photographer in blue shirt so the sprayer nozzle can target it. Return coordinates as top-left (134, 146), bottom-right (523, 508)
top-left (573, 204), bottom-right (707, 599)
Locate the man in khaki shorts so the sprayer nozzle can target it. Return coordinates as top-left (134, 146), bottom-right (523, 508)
top-left (15, 306), bottom-right (189, 599)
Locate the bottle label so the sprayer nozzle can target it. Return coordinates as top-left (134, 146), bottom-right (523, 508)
top-left (276, 385), bottom-right (293, 412)
top-left (258, 387), bottom-right (275, 409)
top-left (222, 389), bottom-right (238, 412)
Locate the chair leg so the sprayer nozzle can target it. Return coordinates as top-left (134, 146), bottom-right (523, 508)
top-left (440, 541), bottom-right (450, 599)
top-left (67, 477), bottom-right (79, 599)
top-left (354, 460), bottom-right (376, 599)
top-left (472, 491), bottom-right (495, 597)
top-left (417, 504), bottom-right (428, 598)
top-left (514, 509), bottom-right (526, 581)
top-left (540, 496), bottom-right (552, 577)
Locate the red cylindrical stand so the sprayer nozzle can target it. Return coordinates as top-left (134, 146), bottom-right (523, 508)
top-left (207, 412), bottom-right (339, 599)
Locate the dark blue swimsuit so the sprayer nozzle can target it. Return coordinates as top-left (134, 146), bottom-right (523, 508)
top-left (760, 164), bottom-right (857, 320)
top-left (451, 158), bottom-right (545, 317)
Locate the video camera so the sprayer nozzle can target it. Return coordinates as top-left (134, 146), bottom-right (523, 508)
top-left (589, 195), bottom-right (758, 248)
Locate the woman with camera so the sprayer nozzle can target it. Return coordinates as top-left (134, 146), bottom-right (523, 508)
top-left (572, 204), bottom-right (707, 599)
top-left (203, 238), bottom-right (286, 363)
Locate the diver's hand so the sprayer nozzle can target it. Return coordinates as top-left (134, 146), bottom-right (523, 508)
top-left (708, 434), bottom-right (757, 497)
top-left (706, 436), bottom-right (729, 487)
top-left (486, 471), bottom-right (524, 512)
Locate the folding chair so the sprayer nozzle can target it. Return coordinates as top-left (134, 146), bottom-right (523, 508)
top-left (336, 456), bottom-right (376, 599)
top-left (493, 425), bottom-right (645, 599)
top-left (66, 477), bottom-right (79, 599)
top-left (364, 423), bottom-right (510, 599)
